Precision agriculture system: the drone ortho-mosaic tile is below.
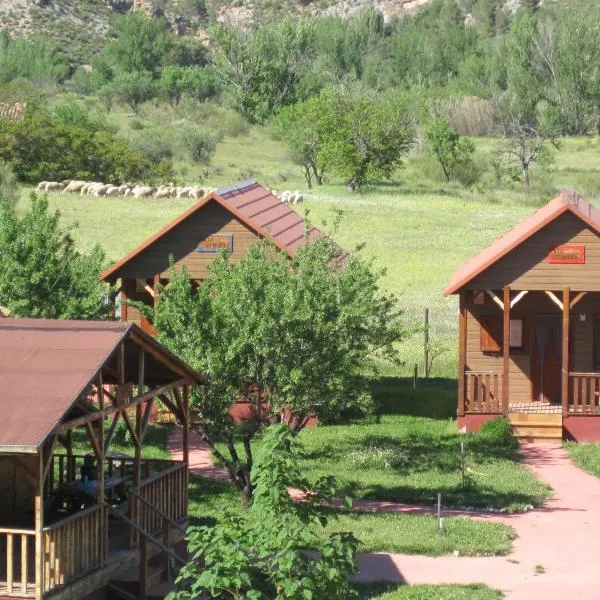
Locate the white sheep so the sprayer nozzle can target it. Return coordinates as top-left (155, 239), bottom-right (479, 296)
top-left (105, 186), bottom-right (120, 196)
top-left (281, 190), bottom-right (291, 204)
top-left (91, 184), bottom-right (109, 196)
top-left (36, 181), bottom-right (48, 191)
top-left (177, 186), bottom-right (191, 199)
top-left (291, 191), bottom-right (304, 205)
top-left (132, 185), bottom-right (155, 198)
top-left (64, 180), bottom-right (87, 193)
top-left (154, 187), bottom-right (172, 199)
top-left (44, 182), bottom-right (65, 192)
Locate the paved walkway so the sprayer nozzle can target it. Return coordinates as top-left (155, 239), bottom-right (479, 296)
top-left (170, 429), bottom-right (600, 599)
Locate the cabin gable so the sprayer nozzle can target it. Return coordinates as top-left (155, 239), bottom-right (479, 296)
top-left (468, 212), bottom-right (600, 292)
top-left (116, 200), bottom-right (261, 281)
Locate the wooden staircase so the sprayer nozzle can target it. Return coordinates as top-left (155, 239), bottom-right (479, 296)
top-left (508, 412), bottom-right (563, 443)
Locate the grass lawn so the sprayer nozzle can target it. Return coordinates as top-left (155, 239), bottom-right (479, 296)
top-left (296, 415), bottom-right (550, 511)
top-left (565, 442), bottom-right (600, 478)
top-left (187, 476), bottom-right (513, 557)
top-left (354, 583), bottom-right (503, 599)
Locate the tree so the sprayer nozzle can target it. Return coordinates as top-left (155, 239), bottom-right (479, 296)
top-left (426, 118), bottom-right (475, 182)
top-left (0, 161), bottom-right (17, 207)
top-left (504, 117), bottom-right (559, 195)
top-left (105, 13), bottom-right (173, 75)
top-left (169, 425), bottom-right (358, 600)
top-left (0, 194), bottom-right (108, 319)
top-left (110, 70), bottom-right (155, 113)
top-left (142, 234), bottom-right (404, 503)
top-left (316, 87), bottom-right (414, 189)
top-left (273, 97), bottom-right (326, 188)
top-left (157, 66), bottom-right (218, 107)
top-left (210, 19), bottom-right (314, 122)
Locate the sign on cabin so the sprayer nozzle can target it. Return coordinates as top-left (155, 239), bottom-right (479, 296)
top-left (547, 244), bottom-right (585, 264)
top-left (197, 233), bottom-right (234, 253)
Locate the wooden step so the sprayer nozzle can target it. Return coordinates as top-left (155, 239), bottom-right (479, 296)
top-left (508, 412), bottom-right (563, 442)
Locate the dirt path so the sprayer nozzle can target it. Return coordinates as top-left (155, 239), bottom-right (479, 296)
top-left (170, 429), bottom-right (600, 599)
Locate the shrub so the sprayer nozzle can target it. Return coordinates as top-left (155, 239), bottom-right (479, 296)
top-left (477, 417), bottom-right (519, 456)
top-left (130, 129), bottom-right (174, 163)
top-left (180, 125), bottom-right (218, 164)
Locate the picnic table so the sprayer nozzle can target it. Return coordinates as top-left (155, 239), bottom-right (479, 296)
top-left (51, 475), bottom-right (128, 512)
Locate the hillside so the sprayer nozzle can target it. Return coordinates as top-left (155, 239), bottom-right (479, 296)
top-left (0, 0), bottom-right (538, 65)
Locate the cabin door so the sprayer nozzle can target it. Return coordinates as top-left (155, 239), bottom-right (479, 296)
top-left (532, 315), bottom-right (562, 404)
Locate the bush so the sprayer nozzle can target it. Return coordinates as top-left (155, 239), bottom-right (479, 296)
top-left (477, 417), bottom-right (519, 455)
top-left (180, 125), bottom-right (218, 164)
top-left (0, 106), bottom-right (157, 184)
top-left (130, 129), bottom-right (174, 163)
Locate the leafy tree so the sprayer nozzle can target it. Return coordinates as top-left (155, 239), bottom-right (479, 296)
top-left (0, 161), bottom-right (17, 207)
top-left (273, 97), bottom-right (326, 188)
top-left (0, 107), bottom-right (155, 184)
top-left (110, 70), bottom-right (155, 113)
top-left (169, 425), bottom-right (358, 599)
top-left (157, 66), bottom-right (218, 107)
top-left (0, 194), bottom-right (108, 319)
top-left (105, 13), bottom-right (173, 75)
top-left (316, 88), bottom-right (414, 189)
top-left (504, 117), bottom-right (559, 195)
top-left (426, 118), bottom-right (475, 182)
top-left (141, 234), bottom-right (403, 503)
top-left (0, 28), bottom-right (68, 84)
top-left (180, 125), bottom-right (218, 164)
top-left (210, 19), bottom-right (314, 122)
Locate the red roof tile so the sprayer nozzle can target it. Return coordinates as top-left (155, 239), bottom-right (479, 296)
top-left (443, 190), bottom-right (600, 295)
top-left (102, 180), bottom-right (325, 282)
top-left (0, 319), bottom-right (201, 450)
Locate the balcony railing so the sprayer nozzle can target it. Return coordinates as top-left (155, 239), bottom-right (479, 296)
top-left (568, 372), bottom-right (600, 414)
top-left (465, 371), bottom-right (503, 414)
top-left (0, 528), bottom-right (35, 597)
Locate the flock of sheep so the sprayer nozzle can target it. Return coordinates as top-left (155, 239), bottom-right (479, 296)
top-left (36, 180), bottom-right (213, 199)
top-left (34, 180), bottom-right (304, 204)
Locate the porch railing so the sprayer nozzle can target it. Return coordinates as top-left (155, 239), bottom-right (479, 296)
top-left (465, 371), bottom-right (503, 414)
top-left (0, 528), bottom-right (35, 597)
top-left (129, 462), bottom-right (187, 542)
top-left (42, 504), bottom-right (107, 593)
top-left (49, 453), bottom-right (175, 492)
top-left (568, 373), bottom-right (600, 414)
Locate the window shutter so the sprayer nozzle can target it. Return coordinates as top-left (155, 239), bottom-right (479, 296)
top-left (481, 316), bottom-right (502, 352)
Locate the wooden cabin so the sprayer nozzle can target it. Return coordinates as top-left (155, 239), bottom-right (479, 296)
top-left (0, 319), bottom-right (202, 599)
top-left (101, 180), bottom-right (323, 334)
top-left (444, 190), bottom-right (600, 442)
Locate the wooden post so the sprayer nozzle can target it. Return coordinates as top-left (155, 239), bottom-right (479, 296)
top-left (562, 287), bottom-right (570, 417)
top-left (135, 347), bottom-right (145, 486)
top-left (182, 385), bottom-right (189, 467)
top-left (139, 536), bottom-right (148, 600)
top-left (121, 279), bottom-right (128, 322)
top-left (457, 291), bottom-right (467, 417)
top-left (424, 308), bottom-right (430, 382)
top-left (35, 452), bottom-right (44, 600)
top-left (153, 273), bottom-right (160, 308)
top-left (66, 429), bottom-right (73, 482)
top-left (503, 287), bottom-right (511, 414)
top-left (97, 374), bottom-right (106, 564)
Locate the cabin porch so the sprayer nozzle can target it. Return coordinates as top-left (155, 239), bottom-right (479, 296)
top-left (457, 287), bottom-right (600, 441)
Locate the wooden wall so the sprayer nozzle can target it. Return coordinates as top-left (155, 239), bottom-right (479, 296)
top-left (465, 291), bottom-right (600, 405)
top-left (0, 456), bottom-right (36, 527)
top-left (468, 213), bottom-right (600, 291)
top-left (117, 201), bottom-right (261, 282)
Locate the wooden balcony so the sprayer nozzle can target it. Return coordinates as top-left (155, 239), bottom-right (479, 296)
top-left (0, 459), bottom-right (187, 599)
top-left (568, 372), bottom-right (600, 414)
top-left (464, 371), bottom-right (503, 414)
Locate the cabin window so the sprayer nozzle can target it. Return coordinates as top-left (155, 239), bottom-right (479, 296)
top-left (480, 316), bottom-right (525, 352)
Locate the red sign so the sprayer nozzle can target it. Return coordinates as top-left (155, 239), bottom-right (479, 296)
top-left (548, 244), bottom-right (585, 264)
top-left (197, 234), bottom-right (233, 253)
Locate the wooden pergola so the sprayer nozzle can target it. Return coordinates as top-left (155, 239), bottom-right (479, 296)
top-left (0, 319), bottom-right (203, 599)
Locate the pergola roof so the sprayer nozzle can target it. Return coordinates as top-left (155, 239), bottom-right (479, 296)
top-left (0, 319), bottom-right (202, 452)
top-left (101, 180), bottom-right (322, 283)
top-left (443, 190), bottom-right (600, 296)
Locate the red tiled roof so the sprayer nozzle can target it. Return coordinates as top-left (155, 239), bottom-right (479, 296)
top-left (0, 319), bottom-right (201, 451)
top-left (102, 180), bottom-right (322, 282)
top-left (443, 190), bottom-right (600, 296)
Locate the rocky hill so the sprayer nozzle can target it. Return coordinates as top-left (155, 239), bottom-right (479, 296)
top-left (0, 0), bottom-right (540, 65)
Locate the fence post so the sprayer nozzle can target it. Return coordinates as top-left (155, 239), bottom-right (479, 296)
top-left (424, 308), bottom-right (430, 381)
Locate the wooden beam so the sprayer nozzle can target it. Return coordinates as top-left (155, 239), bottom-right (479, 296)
top-left (570, 291), bottom-right (587, 309)
top-left (35, 453), bottom-right (43, 600)
top-left (485, 290), bottom-right (504, 311)
top-left (457, 291), bottom-right (467, 417)
top-left (158, 393), bottom-right (181, 419)
top-left (138, 347), bottom-right (145, 396)
top-left (545, 290), bottom-right (564, 311)
top-left (140, 398), bottom-right (154, 441)
top-left (562, 287), bottom-right (570, 418)
top-left (118, 342), bottom-right (125, 386)
top-left (41, 435), bottom-right (59, 484)
top-left (502, 286), bottom-right (510, 413)
top-left (136, 278), bottom-right (156, 298)
top-left (183, 385), bottom-right (190, 467)
top-left (56, 379), bottom-right (187, 433)
top-left (153, 273), bottom-right (160, 307)
top-left (84, 422), bottom-right (102, 462)
top-left (104, 412), bottom-right (121, 452)
top-left (121, 410), bottom-right (141, 448)
top-left (510, 290), bottom-right (528, 309)
top-left (121, 283), bottom-right (128, 322)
